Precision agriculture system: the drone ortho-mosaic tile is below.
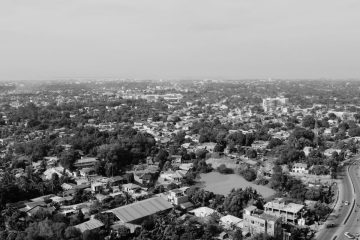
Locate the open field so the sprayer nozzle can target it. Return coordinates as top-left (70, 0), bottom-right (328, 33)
top-left (199, 172), bottom-right (276, 198)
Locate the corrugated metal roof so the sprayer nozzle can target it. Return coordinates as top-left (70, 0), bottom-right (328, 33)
top-left (106, 197), bottom-right (173, 223)
top-left (74, 219), bottom-right (104, 233)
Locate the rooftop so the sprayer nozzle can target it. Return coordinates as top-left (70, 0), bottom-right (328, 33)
top-left (105, 196), bottom-right (173, 223)
top-left (264, 200), bottom-right (304, 213)
top-left (74, 219), bottom-right (104, 233)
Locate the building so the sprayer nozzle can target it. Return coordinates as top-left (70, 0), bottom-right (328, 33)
top-left (292, 163), bottom-right (308, 174)
top-left (243, 206), bottom-right (282, 238)
top-left (73, 157), bottom-right (99, 169)
top-left (167, 189), bottom-right (189, 205)
top-left (122, 183), bottom-right (142, 194)
top-left (105, 196), bottom-right (173, 224)
top-left (264, 199), bottom-right (304, 224)
top-left (190, 207), bottom-right (217, 218)
top-left (74, 219), bottom-right (104, 233)
top-left (262, 97), bottom-right (289, 112)
top-left (220, 214), bottom-right (243, 230)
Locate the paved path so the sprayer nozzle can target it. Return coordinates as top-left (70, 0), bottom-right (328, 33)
top-left (317, 156), bottom-right (360, 240)
top-left (317, 164), bottom-right (352, 240)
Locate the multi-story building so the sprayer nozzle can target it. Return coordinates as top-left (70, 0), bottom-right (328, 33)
top-left (262, 97), bottom-right (289, 112)
top-left (292, 163), bottom-right (309, 174)
top-left (264, 199), bottom-right (304, 224)
top-left (243, 206), bottom-right (282, 238)
top-left (167, 189), bottom-right (189, 205)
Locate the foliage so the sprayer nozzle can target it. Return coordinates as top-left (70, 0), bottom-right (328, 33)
top-left (217, 164), bottom-right (234, 174)
top-left (223, 188), bottom-right (263, 218)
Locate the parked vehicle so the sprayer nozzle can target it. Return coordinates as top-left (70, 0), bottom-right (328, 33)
top-left (344, 232), bottom-right (355, 239)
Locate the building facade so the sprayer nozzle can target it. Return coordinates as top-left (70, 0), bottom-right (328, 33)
top-left (243, 206), bottom-right (282, 238)
top-left (262, 97), bottom-right (289, 112)
top-left (264, 199), bottom-right (304, 224)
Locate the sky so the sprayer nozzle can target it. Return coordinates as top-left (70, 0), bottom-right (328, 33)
top-left (0, 0), bottom-right (360, 81)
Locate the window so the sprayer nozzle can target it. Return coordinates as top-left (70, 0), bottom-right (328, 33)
top-left (251, 221), bottom-right (254, 224)
top-left (260, 223), bottom-right (264, 227)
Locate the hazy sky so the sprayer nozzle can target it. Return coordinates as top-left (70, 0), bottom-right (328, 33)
top-left (1, 0), bottom-right (360, 81)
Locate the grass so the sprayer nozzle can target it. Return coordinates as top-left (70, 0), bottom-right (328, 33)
top-left (199, 171), bottom-right (276, 198)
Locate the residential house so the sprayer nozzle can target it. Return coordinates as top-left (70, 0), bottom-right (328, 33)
top-left (220, 215), bottom-right (244, 230)
top-left (190, 207), bottom-right (217, 218)
top-left (122, 183), bottom-right (148, 199)
top-left (167, 189), bottom-right (189, 205)
top-left (74, 219), bottom-right (104, 233)
top-left (73, 157), bottom-right (99, 169)
top-left (302, 147), bottom-right (314, 157)
top-left (159, 170), bottom-right (187, 184)
top-left (324, 148), bottom-right (341, 157)
top-left (91, 182), bottom-right (107, 193)
top-left (292, 163), bottom-right (308, 174)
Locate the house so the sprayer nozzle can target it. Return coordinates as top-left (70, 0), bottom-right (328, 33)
top-left (196, 142), bottom-right (216, 153)
top-left (27, 205), bottom-right (56, 217)
top-left (79, 167), bottom-right (96, 177)
top-left (190, 207), bottom-right (217, 218)
top-left (105, 197), bottom-right (173, 224)
top-left (324, 148), bottom-right (341, 157)
top-left (61, 183), bottom-right (76, 191)
top-left (251, 141), bottom-right (269, 151)
top-left (74, 219), bottom-right (104, 233)
top-left (169, 155), bottom-right (182, 163)
top-left (43, 167), bottom-right (64, 180)
top-left (122, 183), bottom-right (142, 194)
top-left (159, 170), bottom-right (187, 184)
top-left (44, 156), bottom-right (59, 168)
top-left (73, 157), bottom-right (99, 169)
top-left (302, 147), bottom-right (313, 157)
top-left (220, 215), bottom-right (243, 230)
top-left (243, 206), bottom-right (282, 238)
top-left (91, 182), bottom-right (106, 193)
top-left (109, 176), bottom-right (125, 186)
top-left (264, 199), bottom-right (304, 224)
top-left (50, 196), bottom-right (74, 205)
top-left (167, 189), bottom-right (189, 205)
top-left (292, 163), bottom-right (308, 174)
top-left (122, 183), bottom-right (148, 199)
top-left (20, 200), bottom-right (55, 216)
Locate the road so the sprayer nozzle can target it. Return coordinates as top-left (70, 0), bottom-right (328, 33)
top-left (317, 158), bottom-right (360, 240)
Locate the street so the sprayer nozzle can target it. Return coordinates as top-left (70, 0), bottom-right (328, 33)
top-left (317, 159), bottom-right (360, 240)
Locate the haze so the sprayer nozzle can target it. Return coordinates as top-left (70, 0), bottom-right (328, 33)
top-left (1, 0), bottom-right (360, 81)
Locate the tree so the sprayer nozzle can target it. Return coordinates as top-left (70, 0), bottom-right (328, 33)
top-left (239, 168), bottom-right (257, 182)
top-left (64, 227), bottom-right (82, 240)
top-left (246, 148), bottom-right (257, 159)
top-left (267, 138), bottom-right (282, 149)
top-left (195, 149), bottom-right (208, 159)
top-left (217, 164), bottom-right (234, 174)
top-left (302, 115), bottom-right (316, 129)
top-left (312, 202), bottom-right (331, 221)
top-left (270, 164), bottom-right (286, 190)
top-left (214, 143), bottom-right (226, 153)
top-left (60, 150), bottom-right (79, 170)
top-left (223, 188), bottom-right (262, 218)
top-left (328, 113), bottom-right (337, 120)
top-left (83, 230), bottom-right (100, 240)
top-left (348, 127), bottom-right (360, 137)
top-left (233, 229), bottom-right (243, 240)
